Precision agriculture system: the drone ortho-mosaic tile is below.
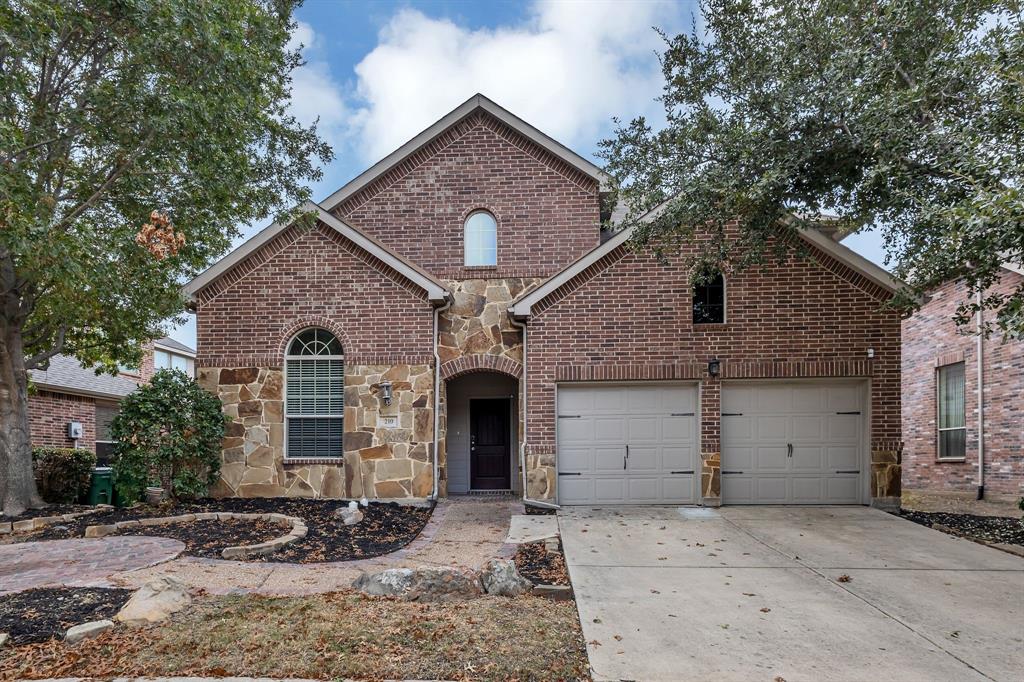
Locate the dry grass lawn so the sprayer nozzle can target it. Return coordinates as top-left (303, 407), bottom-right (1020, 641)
top-left (1, 590), bottom-right (590, 681)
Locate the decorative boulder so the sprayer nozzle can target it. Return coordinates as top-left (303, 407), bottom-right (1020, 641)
top-left (479, 559), bottom-right (533, 597)
top-left (335, 507), bottom-right (363, 526)
top-left (353, 566), bottom-right (482, 602)
top-left (64, 619), bottom-right (113, 644)
top-left (115, 575), bottom-right (191, 625)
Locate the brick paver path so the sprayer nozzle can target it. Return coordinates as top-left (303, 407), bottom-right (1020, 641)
top-left (0, 536), bottom-right (184, 595)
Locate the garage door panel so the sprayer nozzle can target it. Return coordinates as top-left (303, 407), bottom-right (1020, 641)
top-left (792, 416), bottom-right (825, 441)
top-left (755, 476), bottom-right (789, 503)
top-left (559, 417), bottom-right (595, 443)
top-left (756, 446), bottom-right (789, 471)
top-left (663, 446), bottom-right (694, 470)
top-left (827, 446), bottom-right (860, 470)
top-left (756, 416), bottom-right (788, 440)
top-left (556, 384), bottom-right (698, 505)
top-left (594, 417), bottom-right (625, 442)
top-left (594, 447), bottom-right (626, 473)
top-left (722, 382), bottom-right (865, 505)
top-left (627, 417), bottom-right (659, 441)
top-left (828, 414), bottom-right (859, 440)
top-left (791, 446), bottom-right (824, 471)
top-left (628, 446), bottom-right (659, 471)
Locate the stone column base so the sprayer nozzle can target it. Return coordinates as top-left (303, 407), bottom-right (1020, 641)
top-left (700, 496), bottom-right (722, 508)
top-left (870, 496), bottom-right (900, 512)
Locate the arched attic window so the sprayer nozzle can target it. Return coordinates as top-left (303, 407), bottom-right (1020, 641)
top-left (285, 328), bottom-right (344, 459)
top-left (693, 272), bottom-right (726, 324)
top-left (464, 210), bottom-right (497, 266)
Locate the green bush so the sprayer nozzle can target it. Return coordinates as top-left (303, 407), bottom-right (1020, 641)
top-left (111, 369), bottom-right (226, 503)
top-left (32, 447), bottom-right (96, 503)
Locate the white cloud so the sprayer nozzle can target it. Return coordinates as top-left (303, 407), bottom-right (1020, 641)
top-left (286, 21), bottom-right (348, 153)
top-left (346, 0), bottom-right (686, 162)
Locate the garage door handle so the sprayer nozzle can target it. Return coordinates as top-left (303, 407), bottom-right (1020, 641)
top-left (671, 412), bottom-right (695, 416)
top-left (836, 470), bottom-right (860, 474)
top-left (671, 470), bottom-right (694, 475)
top-left (836, 411), bottom-right (861, 415)
top-left (787, 443), bottom-right (793, 458)
top-left (722, 470), bottom-right (744, 474)
top-left (558, 472), bottom-right (582, 476)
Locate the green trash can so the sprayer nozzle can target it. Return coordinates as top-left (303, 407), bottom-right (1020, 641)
top-left (86, 467), bottom-right (114, 506)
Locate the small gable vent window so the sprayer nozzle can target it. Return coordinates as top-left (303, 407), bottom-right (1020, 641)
top-left (464, 210), bottom-right (497, 266)
top-left (693, 272), bottom-right (726, 324)
top-left (286, 328), bottom-right (344, 459)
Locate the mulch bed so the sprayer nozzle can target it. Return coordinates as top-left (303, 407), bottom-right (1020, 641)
top-left (2, 504), bottom-right (92, 521)
top-left (514, 541), bottom-right (570, 586)
top-left (0, 587), bottom-right (133, 646)
top-left (899, 509), bottom-right (1024, 547)
top-left (9, 498), bottom-right (433, 563)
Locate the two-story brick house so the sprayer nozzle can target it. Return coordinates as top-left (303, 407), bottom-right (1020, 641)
top-left (902, 265), bottom-right (1024, 500)
top-left (185, 94), bottom-right (905, 508)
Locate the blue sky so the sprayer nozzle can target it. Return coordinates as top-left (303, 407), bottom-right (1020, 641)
top-left (167, 0), bottom-right (886, 346)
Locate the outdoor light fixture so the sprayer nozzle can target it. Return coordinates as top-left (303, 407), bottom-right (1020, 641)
top-left (380, 380), bottom-right (393, 406)
top-left (708, 358), bottom-right (721, 377)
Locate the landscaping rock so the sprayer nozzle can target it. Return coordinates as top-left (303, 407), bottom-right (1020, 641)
top-left (64, 619), bottom-right (114, 644)
top-left (479, 558), bottom-right (533, 596)
top-left (0, 632), bottom-right (7, 647)
top-left (336, 507), bottom-right (363, 526)
top-left (84, 524), bottom-right (117, 538)
top-left (353, 566), bottom-right (482, 602)
top-left (531, 584), bottom-right (574, 601)
top-left (115, 576), bottom-right (191, 625)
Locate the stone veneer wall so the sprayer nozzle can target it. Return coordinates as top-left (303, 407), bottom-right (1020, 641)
top-left (199, 363), bottom-right (434, 499)
top-left (436, 277), bottom-right (540, 494)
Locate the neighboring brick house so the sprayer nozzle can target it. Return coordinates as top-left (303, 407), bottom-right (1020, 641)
top-left (902, 266), bottom-right (1024, 500)
top-left (28, 337), bottom-right (196, 462)
top-left (185, 94), bottom-right (905, 508)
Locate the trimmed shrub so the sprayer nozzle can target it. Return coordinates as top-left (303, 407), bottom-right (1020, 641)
top-left (33, 447), bottom-right (97, 503)
top-left (111, 369), bottom-right (225, 503)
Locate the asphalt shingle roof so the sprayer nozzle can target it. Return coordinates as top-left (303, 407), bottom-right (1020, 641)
top-left (28, 354), bottom-right (142, 400)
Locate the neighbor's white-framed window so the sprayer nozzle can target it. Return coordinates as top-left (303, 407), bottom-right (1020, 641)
top-left (936, 361), bottom-right (966, 460)
top-left (464, 210), bottom-right (497, 266)
top-left (154, 349), bottom-right (192, 374)
top-left (285, 328), bottom-right (344, 459)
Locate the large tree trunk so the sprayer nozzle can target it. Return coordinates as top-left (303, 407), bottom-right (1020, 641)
top-left (0, 320), bottom-right (43, 517)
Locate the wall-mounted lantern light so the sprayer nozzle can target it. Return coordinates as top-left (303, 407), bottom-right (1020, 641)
top-left (380, 380), bottom-right (393, 406)
top-left (707, 357), bottom-right (721, 378)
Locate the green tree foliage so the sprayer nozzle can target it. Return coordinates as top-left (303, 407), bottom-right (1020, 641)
top-left (601, 0), bottom-right (1023, 332)
top-left (111, 369), bottom-right (225, 502)
top-left (0, 0), bottom-right (331, 514)
top-left (32, 447), bottom-right (96, 504)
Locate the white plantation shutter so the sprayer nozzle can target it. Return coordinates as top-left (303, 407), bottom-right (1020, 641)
top-left (285, 329), bottom-right (344, 458)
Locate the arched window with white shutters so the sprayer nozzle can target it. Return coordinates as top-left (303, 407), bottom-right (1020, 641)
top-left (285, 328), bottom-right (344, 459)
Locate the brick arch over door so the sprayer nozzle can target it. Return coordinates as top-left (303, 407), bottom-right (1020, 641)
top-left (276, 317), bottom-right (355, 361)
top-left (441, 354), bottom-right (523, 381)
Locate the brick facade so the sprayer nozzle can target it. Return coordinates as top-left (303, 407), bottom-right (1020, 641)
top-left (28, 390), bottom-right (97, 450)
top-left (902, 270), bottom-right (1024, 498)
top-left (333, 111), bottom-right (601, 279)
top-left (524, 231), bottom-right (902, 505)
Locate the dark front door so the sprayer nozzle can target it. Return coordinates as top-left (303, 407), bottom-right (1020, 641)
top-left (470, 398), bottom-right (511, 490)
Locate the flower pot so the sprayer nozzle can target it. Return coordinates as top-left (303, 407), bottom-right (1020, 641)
top-left (145, 486), bottom-right (165, 505)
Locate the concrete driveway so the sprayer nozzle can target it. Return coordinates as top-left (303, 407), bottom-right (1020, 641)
top-left (559, 506), bottom-right (1024, 682)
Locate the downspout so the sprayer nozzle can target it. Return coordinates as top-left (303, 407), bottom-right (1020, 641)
top-left (509, 315), bottom-right (560, 510)
top-left (976, 289), bottom-right (985, 500)
top-left (431, 296), bottom-right (453, 501)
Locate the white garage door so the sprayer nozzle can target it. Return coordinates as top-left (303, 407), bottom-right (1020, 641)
top-left (722, 382), bottom-right (865, 504)
top-left (556, 384), bottom-right (698, 505)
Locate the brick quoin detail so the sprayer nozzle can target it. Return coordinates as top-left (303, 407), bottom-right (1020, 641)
top-left (902, 271), bottom-right (1024, 496)
top-left (441, 354), bottom-right (523, 380)
top-left (334, 111), bottom-right (601, 278)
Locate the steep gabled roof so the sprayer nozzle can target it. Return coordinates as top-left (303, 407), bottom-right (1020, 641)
top-left (183, 202), bottom-right (449, 303)
top-left (510, 202), bottom-right (905, 318)
top-left (154, 336), bottom-right (195, 357)
top-left (320, 93), bottom-right (613, 212)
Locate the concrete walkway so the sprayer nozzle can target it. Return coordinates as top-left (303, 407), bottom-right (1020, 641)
top-left (560, 505), bottom-right (1024, 682)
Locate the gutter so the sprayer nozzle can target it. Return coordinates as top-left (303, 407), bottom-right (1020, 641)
top-left (430, 296), bottom-right (453, 501)
top-left (508, 314), bottom-right (560, 511)
top-left (976, 289), bottom-right (985, 500)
